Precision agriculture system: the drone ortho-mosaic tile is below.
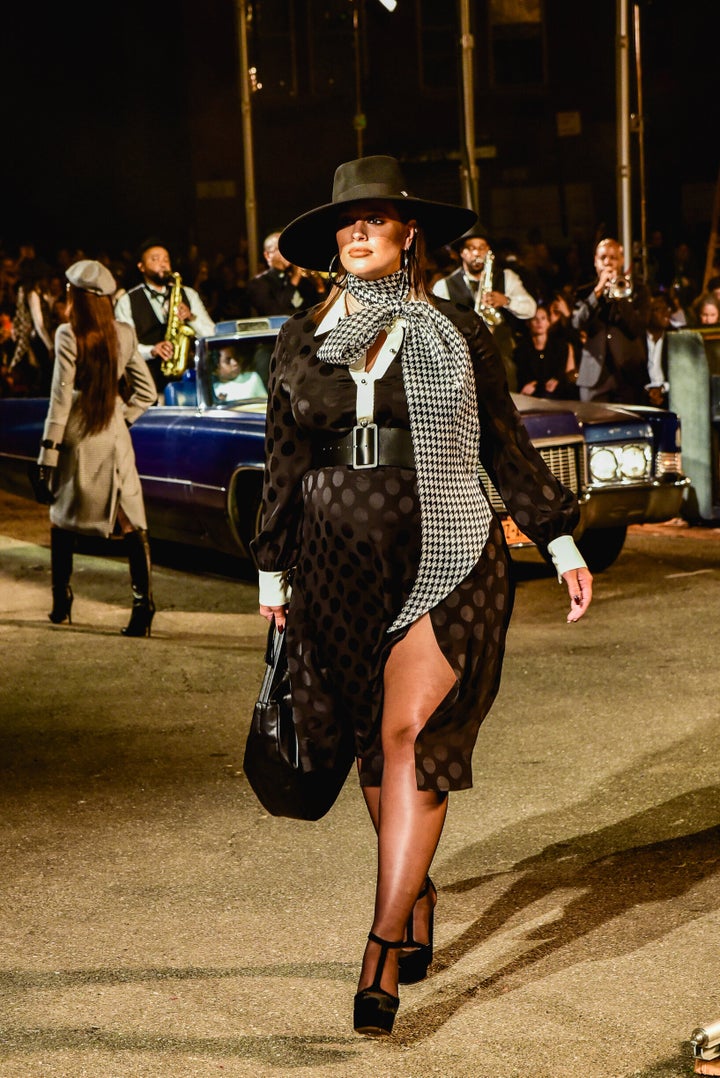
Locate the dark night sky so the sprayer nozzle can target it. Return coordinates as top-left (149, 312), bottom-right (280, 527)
top-left (5, 6), bottom-right (191, 257)
top-left (4, 2), bottom-right (719, 263)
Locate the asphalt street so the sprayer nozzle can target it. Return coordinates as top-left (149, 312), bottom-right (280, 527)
top-left (1, 490), bottom-right (720, 1078)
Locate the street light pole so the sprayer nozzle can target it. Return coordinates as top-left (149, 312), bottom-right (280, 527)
top-left (236, 0), bottom-right (259, 277)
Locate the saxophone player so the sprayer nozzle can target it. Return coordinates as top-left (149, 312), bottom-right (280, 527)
top-left (114, 239), bottom-right (216, 395)
top-left (432, 226), bottom-right (537, 391)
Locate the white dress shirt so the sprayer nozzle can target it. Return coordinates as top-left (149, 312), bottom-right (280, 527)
top-left (432, 267), bottom-right (537, 320)
top-left (645, 331), bottom-right (668, 391)
top-left (114, 283), bottom-right (216, 363)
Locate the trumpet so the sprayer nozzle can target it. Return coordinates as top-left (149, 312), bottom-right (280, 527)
top-left (604, 274), bottom-right (633, 300)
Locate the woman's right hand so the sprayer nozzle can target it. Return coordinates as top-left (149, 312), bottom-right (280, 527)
top-left (259, 604), bottom-right (288, 633)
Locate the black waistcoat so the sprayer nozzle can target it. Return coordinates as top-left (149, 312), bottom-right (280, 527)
top-left (127, 284), bottom-right (191, 346)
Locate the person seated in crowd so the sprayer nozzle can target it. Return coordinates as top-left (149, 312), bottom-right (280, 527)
top-left (666, 283), bottom-right (688, 328)
top-left (706, 275), bottom-right (720, 306)
top-left (211, 343), bottom-right (266, 402)
top-left (0, 313), bottom-right (18, 396)
top-left (691, 292), bottom-right (720, 327)
top-left (549, 289), bottom-right (584, 368)
top-left (514, 304), bottom-right (579, 400)
top-left (641, 291), bottom-right (674, 408)
top-left (10, 258), bottom-right (55, 396)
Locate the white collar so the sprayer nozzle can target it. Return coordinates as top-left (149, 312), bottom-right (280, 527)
top-left (314, 292), bottom-right (405, 422)
top-left (316, 291), bottom-right (348, 335)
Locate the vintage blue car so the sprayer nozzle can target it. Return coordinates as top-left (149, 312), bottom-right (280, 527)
top-left (0, 317), bottom-right (690, 573)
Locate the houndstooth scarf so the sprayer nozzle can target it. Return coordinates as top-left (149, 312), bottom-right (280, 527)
top-left (317, 269), bottom-right (492, 633)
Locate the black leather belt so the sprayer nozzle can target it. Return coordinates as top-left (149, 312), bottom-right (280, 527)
top-left (312, 424), bottom-right (415, 470)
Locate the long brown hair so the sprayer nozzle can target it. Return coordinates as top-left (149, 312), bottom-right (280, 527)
top-left (67, 285), bottom-right (119, 435)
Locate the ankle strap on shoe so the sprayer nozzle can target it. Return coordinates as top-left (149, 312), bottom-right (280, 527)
top-left (367, 932), bottom-right (405, 948)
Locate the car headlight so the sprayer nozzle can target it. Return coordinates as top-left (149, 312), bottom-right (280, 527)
top-left (589, 443), bottom-right (652, 483)
top-left (618, 443), bottom-right (651, 479)
top-left (589, 446), bottom-right (620, 482)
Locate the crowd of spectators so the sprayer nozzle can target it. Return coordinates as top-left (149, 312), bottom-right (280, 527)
top-left (1, 227), bottom-right (717, 403)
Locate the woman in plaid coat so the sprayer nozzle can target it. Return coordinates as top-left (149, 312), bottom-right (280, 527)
top-left (37, 259), bottom-right (158, 636)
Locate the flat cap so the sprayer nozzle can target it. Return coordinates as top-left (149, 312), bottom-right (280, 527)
top-left (65, 259), bottom-right (116, 296)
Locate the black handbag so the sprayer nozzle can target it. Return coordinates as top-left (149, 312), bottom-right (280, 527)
top-left (28, 462), bottom-right (56, 505)
top-left (243, 624), bottom-right (354, 821)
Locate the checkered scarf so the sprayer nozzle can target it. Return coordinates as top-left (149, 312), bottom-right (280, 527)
top-left (317, 269), bottom-right (492, 632)
top-left (10, 287), bottom-right (33, 368)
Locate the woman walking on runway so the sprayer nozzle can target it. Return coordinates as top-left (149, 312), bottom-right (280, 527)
top-left (251, 156), bottom-right (593, 1036)
top-left (37, 259), bottom-right (158, 636)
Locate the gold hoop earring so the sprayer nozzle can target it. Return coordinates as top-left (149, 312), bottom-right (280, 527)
top-left (328, 253), bottom-right (344, 287)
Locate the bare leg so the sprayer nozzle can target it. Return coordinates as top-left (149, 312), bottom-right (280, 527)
top-left (357, 613), bottom-right (455, 996)
top-left (360, 776), bottom-right (436, 967)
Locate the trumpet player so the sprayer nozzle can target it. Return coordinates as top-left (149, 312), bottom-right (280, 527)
top-left (247, 231), bottom-right (328, 317)
top-left (114, 239), bottom-right (216, 395)
top-left (432, 226), bottom-right (537, 390)
top-left (571, 237), bottom-right (646, 404)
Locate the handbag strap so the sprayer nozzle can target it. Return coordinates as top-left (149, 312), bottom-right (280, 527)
top-left (258, 623), bottom-right (287, 705)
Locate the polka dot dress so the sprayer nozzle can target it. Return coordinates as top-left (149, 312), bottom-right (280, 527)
top-left (252, 300), bottom-right (579, 793)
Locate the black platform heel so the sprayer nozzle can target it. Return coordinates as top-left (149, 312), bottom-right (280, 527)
top-left (398, 876), bottom-right (436, 985)
top-left (49, 528), bottom-right (74, 625)
top-left (121, 598), bottom-right (156, 638)
top-left (49, 585), bottom-right (73, 625)
top-left (353, 932), bottom-right (404, 1036)
top-left (121, 529), bottom-right (155, 638)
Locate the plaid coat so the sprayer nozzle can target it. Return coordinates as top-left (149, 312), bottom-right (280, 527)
top-left (38, 321), bottom-right (157, 536)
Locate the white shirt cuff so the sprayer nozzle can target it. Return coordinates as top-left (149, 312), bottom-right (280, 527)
top-left (546, 535), bottom-right (588, 582)
top-left (258, 569), bottom-right (293, 606)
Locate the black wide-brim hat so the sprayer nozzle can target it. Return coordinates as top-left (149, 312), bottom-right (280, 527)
top-left (450, 223), bottom-right (492, 252)
top-left (278, 155), bottom-right (478, 271)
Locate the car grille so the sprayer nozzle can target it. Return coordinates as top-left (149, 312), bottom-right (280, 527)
top-left (479, 442), bottom-right (585, 513)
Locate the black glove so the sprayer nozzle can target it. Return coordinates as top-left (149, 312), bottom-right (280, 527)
top-left (30, 463), bottom-right (57, 505)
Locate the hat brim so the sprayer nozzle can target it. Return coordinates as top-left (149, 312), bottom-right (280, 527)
top-left (450, 225), bottom-right (492, 252)
top-left (278, 196), bottom-right (477, 272)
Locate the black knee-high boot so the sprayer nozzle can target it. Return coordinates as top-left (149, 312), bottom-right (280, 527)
top-left (49, 527), bottom-right (75, 624)
top-left (121, 528), bottom-right (156, 638)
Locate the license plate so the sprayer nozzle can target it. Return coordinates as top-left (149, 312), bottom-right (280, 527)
top-left (502, 518), bottom-right (532, 547)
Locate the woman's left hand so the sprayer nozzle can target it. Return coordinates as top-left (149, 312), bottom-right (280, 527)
top-left (259, 603), bottom-right (288, 632)
top-left (561, 566), bottom-right (593, 623)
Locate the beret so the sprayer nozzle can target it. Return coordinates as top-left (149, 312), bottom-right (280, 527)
top-left (65, 260), bottom-right (116, 296)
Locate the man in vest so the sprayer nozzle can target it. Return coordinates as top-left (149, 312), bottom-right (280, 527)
top-left (114, 239), bottom-right (216, 395)
top-left (432, 226), bottom-right (537, 391)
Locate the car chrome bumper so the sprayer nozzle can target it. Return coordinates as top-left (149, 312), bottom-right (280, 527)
top-left (577, 476), bottom-right (691, 531)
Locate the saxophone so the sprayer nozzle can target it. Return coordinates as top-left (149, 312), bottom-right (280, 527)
top-left (161, 271), bottom-right (195, 378)
top-left (476, 249), bottom-right (502, 328)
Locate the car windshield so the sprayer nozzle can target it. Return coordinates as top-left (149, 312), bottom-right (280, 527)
top-left (206, 337), bottom-right (271, 405)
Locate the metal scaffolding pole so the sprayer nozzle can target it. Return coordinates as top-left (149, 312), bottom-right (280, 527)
top-left (458, 0), bottom-right (479, 214)
top-left (633, 1), bottom-right (647, 282)
top-left (236, 0), bottom-right (259, 278)
top-left (352, 1), bottom-right (366, 158)
top-left (616, 0), bottom-right (632, 261)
